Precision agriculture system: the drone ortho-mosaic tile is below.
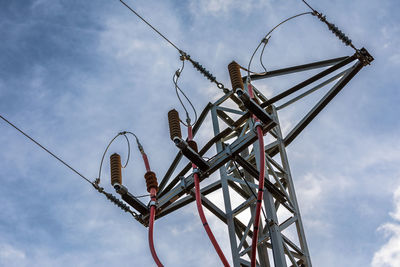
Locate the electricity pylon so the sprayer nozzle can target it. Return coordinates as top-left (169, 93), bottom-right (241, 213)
top-left (126, 49), bottom-right (371, 267)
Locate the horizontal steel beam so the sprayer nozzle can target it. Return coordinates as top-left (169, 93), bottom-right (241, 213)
top-left (260, 55), bottom-right (357, 108)
top-left (284, 61), bottom-right (364, 146)
top-left (244, 56), bottom-right (349, 81)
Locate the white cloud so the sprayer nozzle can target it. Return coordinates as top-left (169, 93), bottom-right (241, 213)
top-left (0, 243), bottom-right (26, 267)
top-left (372, 186), bottom-right (400, 266)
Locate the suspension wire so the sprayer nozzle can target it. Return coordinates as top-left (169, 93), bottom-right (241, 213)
top-left (246, 12), bottom-right (313, 82)
top-left (233, 160), bottom-right (267, 221)
top-left (0, 114), bottom-right (92, 184)
top-left (118, 0), bottom-right (229, 93)
top-left (173, 59), bottom-right (198, 127)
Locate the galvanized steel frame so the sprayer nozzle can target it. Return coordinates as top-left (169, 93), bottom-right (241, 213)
top-left (138, 49), bottom-right (371, 267)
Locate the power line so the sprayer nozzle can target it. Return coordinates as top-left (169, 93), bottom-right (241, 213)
top-left (119, 0), bottom-right (181, 53)
top-left (0, 114), bottom-right (148, 220)
top-left (118, 0), bottom-right (229, 93)
top-left (0, 114), bottom-right (92, 184)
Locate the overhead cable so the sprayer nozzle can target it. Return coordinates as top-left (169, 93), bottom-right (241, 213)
top-left (119, 0), bottom-right (229, 93)
top-left (0, 114), bottom-right (92, 184)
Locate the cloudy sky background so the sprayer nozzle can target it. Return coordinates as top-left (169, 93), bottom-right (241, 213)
top-left (0, 0), bottom-right (399, 266)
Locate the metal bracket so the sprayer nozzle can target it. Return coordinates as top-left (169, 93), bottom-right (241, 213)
top-left (356, 47), bottom-right (374, 66)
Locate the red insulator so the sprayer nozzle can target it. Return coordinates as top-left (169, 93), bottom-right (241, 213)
top-left (168, 109), bottom-right (182, 140)
top-left (110, 153), bottom-right (122, 186)
top-left (144, 171), bottom-right (158, 193)
top-left (228, 61), bottom-right (244, 91)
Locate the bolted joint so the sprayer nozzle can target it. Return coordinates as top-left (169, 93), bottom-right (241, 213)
top-left (253, 121), bottom-right (263, 133)
top-left (356, 47), bottom-right (374, 66)
top-left (236, 89), bottom-right (277, 128)
top-left (192, 167), bottom-right (200, 175)
top-left (113, 183), bottom-right (128, 195)
top-left (174, 138), bottom-right (209, 172)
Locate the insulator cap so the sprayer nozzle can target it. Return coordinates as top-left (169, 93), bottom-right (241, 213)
top-left (188, 140), bottom-right (198, 153)
top-left (144, 171), bottom-right (158, 193)
top-left (228, 61), bottom-right (244, 92)
top-left (110, 153), bottom-right (122, 186)
top-left (168, 109), bottom-right (182, 140)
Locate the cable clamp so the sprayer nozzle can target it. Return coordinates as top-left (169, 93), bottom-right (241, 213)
top-left (149, 200), bottom-right (157, 207)
top-left (192, 168), bottom-right (200, 175)
top-left (180, 176), bottom-right (189, 193)
top-left (261, 36), bottom-right (270, 44)
top-left (253, 121), bottom-right (262, 133)
top-left (356, 48), bottom-right (374, 66)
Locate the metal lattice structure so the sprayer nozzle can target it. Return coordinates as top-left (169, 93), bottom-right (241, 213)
top-left (128, 49), bottom-right (373, 267)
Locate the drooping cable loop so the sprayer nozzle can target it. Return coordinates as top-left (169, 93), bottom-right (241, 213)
top-left (172, 59), bottom-right (198, 127)
top-left (96, 131), bottom-right (143, 185)
top-left (187, 127), bottom-right (230, 267)
top-left (246, 12), bottom-right (313, 83)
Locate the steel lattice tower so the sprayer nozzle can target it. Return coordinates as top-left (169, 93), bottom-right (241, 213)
top-left (135, 49), bottom-right (372, 267)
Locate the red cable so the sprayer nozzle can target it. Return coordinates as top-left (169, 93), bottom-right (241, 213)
top-left (149, 187), bottom-right (164, 267)
top-left (250, 126), bottom-right (265, 267)
top-left (142, 152), bottom-right (151, 172)
top-left (141, 152), bottom-right (164, 267)
top-left (188, 126), bottom-right (230, 267)
top-left (247, 84), bottom-right (266, 267)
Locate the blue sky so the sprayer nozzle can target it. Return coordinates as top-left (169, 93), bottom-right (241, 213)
top-left (0, 0), bottom-right (399, 266)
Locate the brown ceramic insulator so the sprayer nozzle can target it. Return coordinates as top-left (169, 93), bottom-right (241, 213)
top-left (187, 140), bottom-right (198, 153)
top-left (144, 171), bottom-right (158, 193)
top-left (110, 153), bottom-right (122, 186)
top-left (168, 109), bottom-right (182, 140)
top-left (228, 61), bottom-right (244, 92)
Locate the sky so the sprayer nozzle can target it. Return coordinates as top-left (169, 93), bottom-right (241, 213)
top-left (0, 0), bottom-right (399, 266)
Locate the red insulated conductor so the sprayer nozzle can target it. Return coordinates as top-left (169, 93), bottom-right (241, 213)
top-left (168, 109), bottom-right (182, 140)
top-left (228, 61), bottom-right (244, 92)
top-left (110, 153), bottom-right (122, 186)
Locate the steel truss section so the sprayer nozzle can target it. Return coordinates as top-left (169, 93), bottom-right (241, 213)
top-left (137, 49), bottom-right (373, 267)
